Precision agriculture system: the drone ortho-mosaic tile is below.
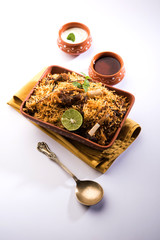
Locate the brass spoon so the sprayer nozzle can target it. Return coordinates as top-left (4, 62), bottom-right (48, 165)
top-left (37, 142), bottom-right (104, 206)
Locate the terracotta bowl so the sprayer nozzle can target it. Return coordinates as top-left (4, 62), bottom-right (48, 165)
top-left (88, 51), bottom-right (125, 85)
top-left (57, 22), bottom-right (92, 55)
top-left (20, 65), bottom-right (135, 151)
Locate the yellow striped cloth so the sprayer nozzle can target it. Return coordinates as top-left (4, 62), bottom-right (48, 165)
top-left (7, 67), bottom-right (141, 173)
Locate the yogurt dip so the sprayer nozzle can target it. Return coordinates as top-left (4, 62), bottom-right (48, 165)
top-left (61, 27), bottom-right (88, 44)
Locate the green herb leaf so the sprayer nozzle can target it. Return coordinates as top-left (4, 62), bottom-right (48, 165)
top-left (83, 79), bottom-right (90, 87)
top-left (80, 72), bottom-right (91, 79)
top-left (83, 85), bottom-right (89, 92)
top-left (82, 79), bottom-right (90, 92)
top-left (85, 76), bottom-right (91, 80)
top-left (72, 81), bottom-right (82, 88)
top-left (79, 73), bottom-right (91, 92)
top-left (67, 33), bottom-right (75, 42)
top-left (80, 72), bottom-right (87, 76)
top-left (72, 73), bottom-right (91, 92)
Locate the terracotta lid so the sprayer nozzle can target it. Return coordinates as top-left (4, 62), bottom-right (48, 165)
top-left (57, 22), bottom-right (92, 55)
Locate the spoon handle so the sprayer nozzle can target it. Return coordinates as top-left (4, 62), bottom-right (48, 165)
top-left (37, 142), bottom-right (79, 182)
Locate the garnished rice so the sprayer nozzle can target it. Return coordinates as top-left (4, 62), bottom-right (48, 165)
top-left (23, 72), bottom-right (130, 145)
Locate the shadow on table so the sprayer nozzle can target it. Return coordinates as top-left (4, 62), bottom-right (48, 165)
top-left (66, 182), bottom-right (106, 221)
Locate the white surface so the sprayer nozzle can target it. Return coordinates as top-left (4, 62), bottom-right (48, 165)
top-left (0, 0), bottom-right (160, 240)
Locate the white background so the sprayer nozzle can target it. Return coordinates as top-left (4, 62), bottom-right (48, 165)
top-left (1, 0), bottom-right (160, 239)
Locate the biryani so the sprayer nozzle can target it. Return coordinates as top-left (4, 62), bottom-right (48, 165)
top-left (23, 72), bottom-right (130, 145)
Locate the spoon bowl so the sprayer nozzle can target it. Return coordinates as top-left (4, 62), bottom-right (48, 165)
top-left (76, 180), bottom-right (104, 206)
top-left (37, 142), bottom-right (104, 206)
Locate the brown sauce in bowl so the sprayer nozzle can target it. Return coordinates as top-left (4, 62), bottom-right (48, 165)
top-left (94, 56), bottom-right (121, 75)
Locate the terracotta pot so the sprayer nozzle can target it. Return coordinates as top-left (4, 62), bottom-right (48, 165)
top-left (57, 22), bottom-right (92, 55)
top-left (88, 52), bottom-right (125, 85)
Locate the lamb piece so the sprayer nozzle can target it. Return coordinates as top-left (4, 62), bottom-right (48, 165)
top-left (53, 75), bottom-right (63, 82)
top-left (55, 90), bottom-right (85, 106)
top-left (45, 73), bottom-right (70, 85)
top-left (61, 73), bottom-right (70, 81)
top-left (51, 89), bottom-right (104, 106)
top-left (88, 113), bottom-right (110, 137)
top-left (53, 73), bottom-right (70, 83)
top-left (35, 88), bottom-right (104, 107)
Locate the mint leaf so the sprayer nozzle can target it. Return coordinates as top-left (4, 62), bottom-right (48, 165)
top-left (80, 72), bottom-right (87, 76)
top-left (82, 79), bottom-right (90, 92)
top-left (83, 79), bottom-right (90, 87)
top-left (72, 73), bottom-right (90, 92)
top-left (72, 82), bottom-right (82, 88)
top-left (67, 33), bottom-right (75, 42)
top-left (80, 72), bottom-right (91, 80)
top-left (83, 85), bottom-right (89, 92)
top-left (84, 75), bottom-right (91, 80)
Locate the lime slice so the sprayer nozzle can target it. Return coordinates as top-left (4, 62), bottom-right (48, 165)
top-left (61, 109), bottom-right (83, 131)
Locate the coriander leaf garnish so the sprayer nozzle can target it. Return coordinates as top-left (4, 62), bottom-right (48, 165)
top-left (83, 85), bottom-right (89, 92)
top-left (80, 72), bottom-right (87, 76)
top-left (72, 73), bottom-right (91, 92)
top-left (67, 33), bottom-right (75, 42)
top-left (84, 76), bottom-right (91, 80)
top-left (80, 72), bottom-right (91, 92)
top-left (72, 81), bottom-right (82, 88)
top-left (80, 72), bottom-right (91, 80)
top-left (83, 79), bottom-right (90, 86)
top-left (83, 79), bottom-right (90, 92)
